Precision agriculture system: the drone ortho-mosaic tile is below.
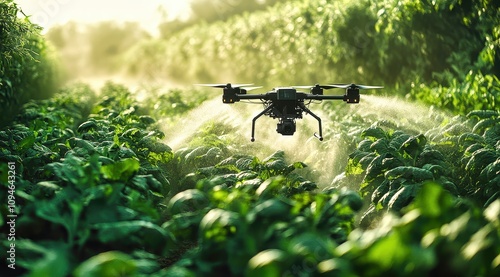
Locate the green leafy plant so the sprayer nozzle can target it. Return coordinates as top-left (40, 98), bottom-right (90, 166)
top-left (0, 0), bottom-right (61, 126)
top-left (0, 83), bottom-right (174, 276)
top-left (410, 71), bottom-right (500, 114)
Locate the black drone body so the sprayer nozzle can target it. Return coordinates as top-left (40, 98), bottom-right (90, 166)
top-left (198, 83), bottom-right (383, 141)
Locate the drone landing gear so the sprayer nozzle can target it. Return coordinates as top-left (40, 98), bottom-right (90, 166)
top-left (251, 104), bottom-right (274, 142)
top-left (299, 103), bottom-right (323, 141)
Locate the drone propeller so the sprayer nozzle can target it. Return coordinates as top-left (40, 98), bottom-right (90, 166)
top-left (196, 83), bottom-right (254, 89)
top-left (240, 86), bottom-right (263, 92)
top-left (293, 84), bottom-right (338, 90)
top-left (328, 83), bottom-right (384, 90)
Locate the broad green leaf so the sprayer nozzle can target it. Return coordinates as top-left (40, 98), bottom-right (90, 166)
top-left (483, 199), bottom-right (500, 223)
top-left (389, 133), bottom-right (412, 150)
top-left (338, 189), bottom-right (364, 212)
top-left (417, 149), bottom-right (446, 167)
top-left (68, 137), bottom-right (95, 152)
top-left (77, 120), bottom-right (97, 133)
top-left (168, 189), bottom-right (208, 214)
top-left (365, 155), bottom-right (385, 180)
top-left (100, 157), bottom-right (140, 181)
top-left (472, 118), bottom-right (498, 135)
top-left (484, 124), bottom-right (500, 146)
top-left (288, 232), bottom-right (336, 260)
top-left (372, 179), bottom-right (390, 204)
top-left (363, 231), bottom-right (409, 270)
top-left (199, 208), bottom-right (240, 242)
top-left (370, 138), bottom-right (390, 155)
top-left (161, 265), bottom-right (197, 277)
top-left (235, 156), bottom-right (257, 170)
top-left (16, 240), bottom-right (71, 277)
top-left (130, 174), bottom-right (163, 194)
top-left (16, 133), bottom-right (35, 152)
top-left (236, 170), bottom-right (258, 181)
top-left (467, 110), bottom-right (499, 120)
top-left (317, 258), bottom-right (353, 275)
top-left (247, 198), bottom-right (290, 223)
top-left (139, 115), bottom-right (156, 125)
top-left (35, 190), bottom-right (84, 244)
top-left (246, 249), bottom-right (289, 277)
top-left (458, 133), bottom-right (484, 147)
top-left (465, 149), bottom-right (496, 176)
top-left (462, 223), bottom-right (497, 261)
top-left (388, 184), bottom-right (418, 211)
top-left (358, 139), bottom-right (373, 151)
top-left (73, 251), bottom-right (137, 277)
top-left (384, 166), bottom-right (433, 182)
top-left (263, 150), bottom-right (286, 163)
top-left (184, 146), bottom-right (210, 162)
top-left (410, 182), bottom-right (454, 217)
top-left (46, 154), bottom-right (100, 187)
top-left (264, 159), bottom-right (287, 172)
top-left (36, 181), bottom-right (62, 191)
top-left (361, 126), bottom-right (388, 141)
top-left (93, 220), bottom-right (171, 253)
top-left (379, 189), bottom-right (397, 209)
top-left (256, 176), bottom-right (285, 198)
top-left (399, 134), bottom-right (427, 159)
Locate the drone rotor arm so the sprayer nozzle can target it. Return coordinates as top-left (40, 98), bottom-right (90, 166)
top-left (304, 95), bottom-right (345, 101)
top-left (238, 93), bottom-right (271, 101)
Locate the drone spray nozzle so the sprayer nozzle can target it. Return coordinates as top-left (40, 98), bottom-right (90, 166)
top-left (314, 133), bottom-right (324, 141)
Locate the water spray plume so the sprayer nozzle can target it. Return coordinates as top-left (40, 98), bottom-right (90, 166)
top-left (160, 90), bottom-right (453, 189)
top-left (357, 95), bottom-right (449, 133)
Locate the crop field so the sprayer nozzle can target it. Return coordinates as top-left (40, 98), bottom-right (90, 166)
top-left (1, 0), bottom-right (499, 276)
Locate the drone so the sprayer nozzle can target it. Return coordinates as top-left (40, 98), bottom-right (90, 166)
top-left (198, 83), bottom-right (383, 141)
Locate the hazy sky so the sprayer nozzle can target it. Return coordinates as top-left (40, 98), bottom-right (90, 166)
top-left (15, 0), bottom-right (192, 34)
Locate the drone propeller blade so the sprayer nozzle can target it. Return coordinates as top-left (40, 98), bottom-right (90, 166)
top-left (231, 83), bottom-right (255, 88)
top-left (195, 83), bottom-right (228, 88)
top-left (356, 85), bottom-right (384, 89)
top-left (195, 83), bottom-right (254, 89)
top-left (293, 84), bottom-right (338, 90)
top-left (328, 83), bottom-right (383, 90)
top-left (320, 85), bottom-right (344, 89)
top-left (327, 84), bottom-right (352, 89)
top-left (240, 86), bottom-right (263, 92)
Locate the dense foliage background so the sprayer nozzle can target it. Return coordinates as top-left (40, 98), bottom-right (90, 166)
top-left (1, 0), bottom-right (499, 276)
top-left (0, 0), bottom-right (61, 127)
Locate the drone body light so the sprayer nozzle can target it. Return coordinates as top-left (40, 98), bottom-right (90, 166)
top-left (197, 83), bottom-right (383, 141)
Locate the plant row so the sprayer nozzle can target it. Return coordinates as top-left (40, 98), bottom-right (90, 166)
top-left (339, 109), bottom-right (499, 227)
top-left (2, 82), bottom-right (499, 276)
top-left (0, 83), bottom-right (173, 276)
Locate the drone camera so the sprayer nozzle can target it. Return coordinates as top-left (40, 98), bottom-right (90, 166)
top-left (276, 119), bottom-right (296, 135)
top-left (344, 88), bottom-right (360, 103)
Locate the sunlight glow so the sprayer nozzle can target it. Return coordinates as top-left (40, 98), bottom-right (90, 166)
top-left (15, 0), bottom-right (192, 35)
